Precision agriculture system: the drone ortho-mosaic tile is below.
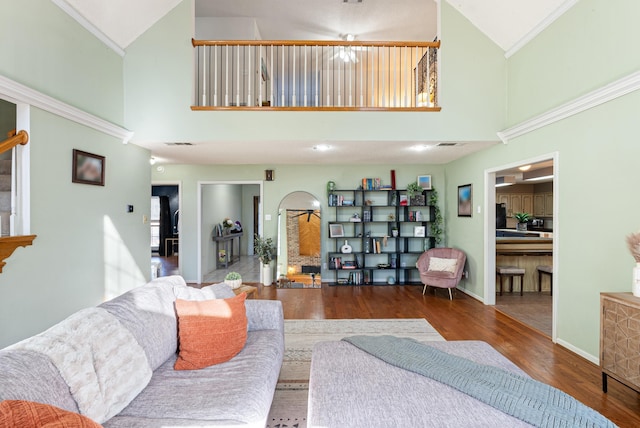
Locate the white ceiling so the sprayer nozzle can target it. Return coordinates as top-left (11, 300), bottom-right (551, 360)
top-left (54, 0), bottom-right (573, 165)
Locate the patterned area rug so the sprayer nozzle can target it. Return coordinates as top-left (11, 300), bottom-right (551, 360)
top-left (266, 319), bottom-right (445, 428)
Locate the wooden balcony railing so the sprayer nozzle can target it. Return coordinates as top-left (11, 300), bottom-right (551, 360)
top-left (191, 39), bottom-right (440, 111)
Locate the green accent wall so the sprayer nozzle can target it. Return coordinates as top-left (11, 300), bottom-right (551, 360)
top-left (0, 0), bottom-right (150, 348)
top-left (445, 0), bottom-right (640, 360)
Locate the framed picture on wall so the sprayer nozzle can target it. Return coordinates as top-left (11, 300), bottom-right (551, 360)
top-left (72, 149), bottom-right (105, 186)
top-left (417, 175), bottom-right (432, 190)
top-left (329, 223), bottom-right (345, 238)
top-left (458, 184), bottom-right (472, 217)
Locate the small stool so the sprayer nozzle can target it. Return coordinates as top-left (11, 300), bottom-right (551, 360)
top-left (537, 265), bottom-right (553, 296)
top-left (496, 266), bottom-right (525, 296)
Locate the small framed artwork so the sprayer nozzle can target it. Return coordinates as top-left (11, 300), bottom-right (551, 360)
top-left (72, 149), bottom-right (105, 186)
top-left (414, 226), bottom-right (426, 237)
top-left (458, 184), bottom-right (472, 217)
top-left (329, 224), bottom-right (345, 238)
top-left (417, 175), bottom-right (432, 190)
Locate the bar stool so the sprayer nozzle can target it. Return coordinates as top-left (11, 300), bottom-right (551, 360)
top-left (496, 266), bottom-right (525, 295)
top-left (537, 265), bottom-right (553, 296)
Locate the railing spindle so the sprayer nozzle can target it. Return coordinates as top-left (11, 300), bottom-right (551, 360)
top-left (202, 47), bottom-right (207, 106)
top-left (315, 46), bottom-right (319, 107)
top-left (225, 45), bottom-right (229, 106)
top-left (281, 45), bottom-right (285, 107)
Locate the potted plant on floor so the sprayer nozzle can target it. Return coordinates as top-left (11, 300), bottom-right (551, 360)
top-left (254, 233), bottom-right (276, 286)
top-left (513, 212), bottom-right (531, 231)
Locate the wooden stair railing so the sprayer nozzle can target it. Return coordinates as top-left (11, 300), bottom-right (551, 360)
top-left (0, 129), bottom-right (29, 155)
top-left (0, 129), bottom-right (36, 273)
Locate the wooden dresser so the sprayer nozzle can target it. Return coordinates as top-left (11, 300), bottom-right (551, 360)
top-left (600, 292), bottom-right (640, 393)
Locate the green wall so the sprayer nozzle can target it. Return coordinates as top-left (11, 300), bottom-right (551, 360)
top-left (445, 0), bottom-right (640, 360)
top-left (124, 0), bottom-right (506, 145)
top-left (0, 0), bottom-right (150, 347)
top-left (152, 164), bottom-right (446, 282)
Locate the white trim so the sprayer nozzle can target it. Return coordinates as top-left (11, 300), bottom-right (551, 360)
top-left (152, 181), bottom-right (183, 276)
top-left (498, 70), bottom-right (640, 143)
top-left (0, 75), bottom-right (133, 144)
top-left (51, 0), bottom-right (126, 57)
top-left (505, 0), bottom-right (579, 58)
top-left (556, 338), bottom-right (598, 365)
top-left (196, 180), bottom-right (264, 284)
top-left (484, 152), bottom-right (559, 343)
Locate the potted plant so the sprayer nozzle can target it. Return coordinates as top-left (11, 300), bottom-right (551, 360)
top-left (406, 181), bottom-right (425, 206)
top-left (429, 188), bottom-right (443, 246)
top-left (224, 272), bottom-right (242, 289)
top-left (391, 225), bottom-right (399, 237)
top-left (254, 234), bottom-right (276, 286)
top-left (513, 212), bottom-right (531, 231)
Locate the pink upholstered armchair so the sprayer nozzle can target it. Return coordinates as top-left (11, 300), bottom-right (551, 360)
top-left (416, 248), bottom-right (466, 300)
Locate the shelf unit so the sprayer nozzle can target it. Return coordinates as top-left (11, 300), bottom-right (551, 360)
top-left (327, 188), bottom-right (435, 286)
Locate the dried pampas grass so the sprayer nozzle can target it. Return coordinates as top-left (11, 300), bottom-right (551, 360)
top-left (627, 232), bottom-right (640, 262)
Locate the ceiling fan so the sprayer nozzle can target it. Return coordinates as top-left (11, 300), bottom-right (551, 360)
top-left (331, 34), bottom-right (367, 63)
top-left (290, 209), bottom-right (321, 222)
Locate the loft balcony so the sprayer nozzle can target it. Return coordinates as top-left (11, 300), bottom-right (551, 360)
top-left (191, 39), bottom-right (440, 111)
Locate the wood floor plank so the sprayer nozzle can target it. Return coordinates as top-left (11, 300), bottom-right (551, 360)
top-left (254, 284), bottom-right (640, 427)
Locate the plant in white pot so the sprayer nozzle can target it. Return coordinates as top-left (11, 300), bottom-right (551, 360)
top-left (224, 272), bottom-right (242, 289)
top-left (254, 234), bottom-right (276, 286)
top-left (513, 212), bottom-right (531, 231)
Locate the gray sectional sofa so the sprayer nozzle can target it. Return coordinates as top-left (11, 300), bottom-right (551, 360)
top-left (0, 275), bottom-right (284, 427)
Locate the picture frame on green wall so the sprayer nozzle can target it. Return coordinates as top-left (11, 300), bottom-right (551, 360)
top-left (458, 184), bottom-right (472, 217)
top-left (72, 149), bottom-right (105, 186)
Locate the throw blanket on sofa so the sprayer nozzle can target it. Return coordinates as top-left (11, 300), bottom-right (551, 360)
top-left (343, 335), bottom-right (616, 428)
top-left (10, 307), bottom-right (152, 423)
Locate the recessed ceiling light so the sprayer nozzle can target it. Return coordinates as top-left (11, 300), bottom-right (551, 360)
top-left (313, 144), bottom-right (332, 151)
top-left (411, 145), bottom-right (432, 152)
top-left (519, 165), bottom-right (532, 171)
top-left (149, 157), bottom-right (157, 165)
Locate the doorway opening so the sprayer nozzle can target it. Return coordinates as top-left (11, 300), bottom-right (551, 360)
top-left (152, 183), bottom-right (181, 277)
top-left (485, 153), bottom-right (558, 340)
top-left (197, 181), bottom-right (263, 284)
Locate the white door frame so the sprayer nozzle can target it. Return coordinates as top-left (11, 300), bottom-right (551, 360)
top-left (484, 151), bottom-right (559, 342)
top-left (152, 181), bottom-right (183, 276)
top-left (197, 180), bottom-right (264, 284)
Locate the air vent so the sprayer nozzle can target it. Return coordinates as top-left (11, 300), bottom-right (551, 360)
top-left (343, 0), bottom-right (363, 3)
top-left (164, 142), bottom-right (194, 146)
top-left (436, 142), bottom-right (458, 147)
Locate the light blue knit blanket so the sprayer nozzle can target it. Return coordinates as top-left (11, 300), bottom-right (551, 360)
top-left (342, 335), bottom-right (616, 428)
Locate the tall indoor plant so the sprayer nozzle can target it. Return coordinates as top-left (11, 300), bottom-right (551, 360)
top-left (254, 234), bottom-right (276, 286)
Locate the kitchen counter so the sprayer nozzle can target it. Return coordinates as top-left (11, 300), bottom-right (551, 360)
top-left (496, 237), bottom-right (552, 255)
top-left (496, 236), bottom-right (553, 293)
top-left (497, 229), bottom-right (553, 238)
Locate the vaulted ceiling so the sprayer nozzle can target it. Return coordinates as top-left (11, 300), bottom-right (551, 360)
top-left (53, 0), bottom-right (574, 164)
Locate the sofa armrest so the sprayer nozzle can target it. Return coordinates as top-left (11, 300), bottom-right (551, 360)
top-left (245, 300), bottom-right (284, 334)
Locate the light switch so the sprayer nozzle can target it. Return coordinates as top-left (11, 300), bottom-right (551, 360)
top-left (265, 214), bottom-right (272, 221)
top-left (143, 215), bottom-right (148, 224)
top-left (477, 205), bottom-right (482, 214)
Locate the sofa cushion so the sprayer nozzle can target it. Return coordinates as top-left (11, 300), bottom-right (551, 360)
top-left (113, 329), bottom-right (283, 425)
top-left (100, 276), bottom-right (182, 370)
top-left (0, 400), bottom-right (102, 428)
top-left (175, 293), bottom-right (248, 370)
top-left (173, 282), bottom-right (235, 300)
top-left (0, 350), bottom-right (79, 413)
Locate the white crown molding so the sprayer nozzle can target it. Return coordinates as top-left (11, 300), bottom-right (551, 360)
top-left (505, 0), bottom-right (579, 59)
top-left (497, 70), bottom-right (640, 144)
top-left (51, 0), bottom-right (126, 57)
top-left (0, 74), bottom-right (134, 144)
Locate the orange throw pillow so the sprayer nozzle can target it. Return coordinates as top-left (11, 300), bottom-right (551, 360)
top-left (0, 400), bottom-right (102, 427)
top-left (174, 293), bottom-right (248, 370)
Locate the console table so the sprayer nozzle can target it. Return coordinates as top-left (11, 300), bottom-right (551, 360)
top-left (213, 232), bottom-right (243, 268)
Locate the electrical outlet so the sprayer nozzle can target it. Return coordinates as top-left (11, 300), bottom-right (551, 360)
top-left (463, 271), bottom-right (469, 279)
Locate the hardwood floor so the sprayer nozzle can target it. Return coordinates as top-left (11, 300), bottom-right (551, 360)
top-left (253, 284), bottom-right (640, 427)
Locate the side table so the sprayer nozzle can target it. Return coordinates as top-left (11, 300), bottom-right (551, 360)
top-left (233, 285), bottom-right (257, 299)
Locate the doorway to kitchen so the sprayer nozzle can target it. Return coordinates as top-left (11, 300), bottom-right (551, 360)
top-left (485, 153), bottom-right (558, 340)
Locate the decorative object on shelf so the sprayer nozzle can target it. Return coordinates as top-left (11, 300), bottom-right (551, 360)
top-left (417, 175), bottom-right (432, 190)
top-left (391, 226), bottom-right (399, 237)
top-left (224, 272), bottom-right (242, 289)
top-left (341, 240), bottom-right (353, 254)
top-left (390, 170), bottom-right (396, 189)
top-left (387, 276), bottom-right (396, 285)
top-left (254, 234), bottom-right (276, 286)
top-left (626, 232), bottom-right (640, 297)
top-left (329, 224), bottom-right (345, 238)
top-left (222, 218), bottom-right (235, 235)
top-left (388, 213), bottom-right (396, 221)
top-left (350, 213), bottom-right (362, 222)
top-left (390, 192), bottom-right (398, 206)
top-left (429, 188), bottom-right (443, 245)
top-left (513, 212), bottom-right (531, 231)
top-left (72, 149), bottom-right (105, 186)
top-left (327, 181), bottom-right (336, 193)
top-left (414, 226), bottom-right (426, 237)
top-left (457, 184), bottom-right (472, 217)
top-left (407, 181), bottom-right (425, 205)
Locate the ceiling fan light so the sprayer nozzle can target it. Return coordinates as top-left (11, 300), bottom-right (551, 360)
top-left (313, 144), bottom-right (331, 151)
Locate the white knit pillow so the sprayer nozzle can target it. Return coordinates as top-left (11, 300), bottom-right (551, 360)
top-left (428, 257), bottom-right (458, 273)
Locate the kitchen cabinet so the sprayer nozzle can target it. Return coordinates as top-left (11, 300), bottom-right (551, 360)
top-left (600, 292), bottom-right (640, 393)
top-left (533, 192), bottom-right (553, 217)
top-left (544, 193), bottom-right (554, 216)
top-left (497, 193), bottom-right (533, 217)
top-left (522, 194), bottom-right (533, 216)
